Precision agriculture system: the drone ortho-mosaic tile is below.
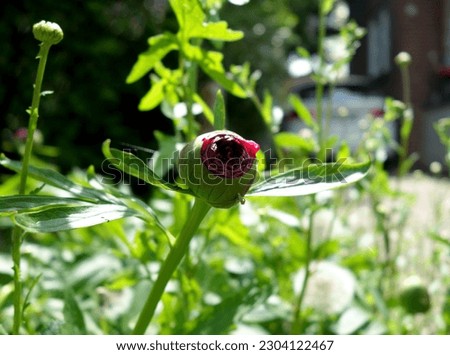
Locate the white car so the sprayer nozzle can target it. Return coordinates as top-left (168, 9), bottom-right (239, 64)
top-left (282, 79), bottom-right (397, 156)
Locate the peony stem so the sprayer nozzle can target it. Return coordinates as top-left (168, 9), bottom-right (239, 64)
top-left (291, 206), bottom-right (315, 334)
top-left (11, 40), bottom-right (53, 335)
top-left (132, 198), bottom-right (211, 334)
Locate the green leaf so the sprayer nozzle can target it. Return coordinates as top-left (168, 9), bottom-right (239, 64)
top-left (0, 155), bottom-right (110, 202)
top-left (102, 140), bottom-right (191, 195)
top-left (273, 132), bottom-right (316, 152)
top-left (261, 90), bottom-right (273, 127)
top-left (321, 0), bottom-right (336, 15)
top-left (193, 93), bottom-right (214, 125)
top-left (150, 131), bottom-right (179, 178)
top-left (63, 289), bottom-right (87, 334)
top-left (191, 21), bottom-right (243, 41)
top-left (248, 160), bottom-right (370, 197)
top-left (434, 117), bottom-right (450, 146)
top-left (400, 110), bottom-right (414, 144)
top-left (288, 94), bottom-right (318, 130)
top-left (213, 90), bottom-right (226, 130)
top-left (170, 0), bottom-right (204, 38)
top-left (126, 33), bottom-right (178, 83)
top-left (296, 47), bottom-right (311, 59)
top-left (183, 45), bottom-right (246, 98)
top-left (170, 0), bottom-right (243, 41)
top-left (14, 204), bottom-right (137, 233)
top-left (0, 195), bottom-right (89, 215)
top-left (138, 76), bottom-right (166, 111)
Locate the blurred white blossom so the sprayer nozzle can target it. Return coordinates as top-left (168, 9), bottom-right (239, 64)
top-left (292, 260), bottom-right (356, 315)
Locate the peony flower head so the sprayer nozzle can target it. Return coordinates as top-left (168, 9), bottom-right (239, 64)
top-left (177, 130), bottom-right (260, 208)
top-left (200, 132), bottom-right (260, 178)
top-left (33, 20), bottom-right (64, 45)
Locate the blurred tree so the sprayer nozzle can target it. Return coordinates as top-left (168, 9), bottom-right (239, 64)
top-left (0, 0), bottom-right (172, 171)
top-left (0, 0), bottom-right (319, 171)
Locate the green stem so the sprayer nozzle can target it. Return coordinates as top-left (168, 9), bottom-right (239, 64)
top-left (316, 0), bottom-right (327, 162)
top-left (291, 207), bottom-right (315, 334)
top-left (398, 65), bottom-right (413, 177)
top-left (20, 42), bottom-right (51, 193)
top-left (323, 84), bottom-right (335, 155)
top-left (132, 198), bottom-right (211, 334)
top-left (11, 42), bottom-right (52, 335)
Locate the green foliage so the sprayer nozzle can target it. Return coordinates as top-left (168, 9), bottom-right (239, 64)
top-left (127, 0), bottom-right (247, 118)
top-left (0, 0), bottom-right (448, 336)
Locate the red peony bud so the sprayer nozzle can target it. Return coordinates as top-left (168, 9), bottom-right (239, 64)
top-left (177, 130), bottom-right (260, 208)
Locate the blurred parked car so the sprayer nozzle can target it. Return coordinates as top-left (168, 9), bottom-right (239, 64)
top-left (281, 76), bottom-right (397, 158)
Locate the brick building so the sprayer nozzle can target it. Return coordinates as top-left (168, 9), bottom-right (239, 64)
top-left (350, 0), bottom-right (450, 168)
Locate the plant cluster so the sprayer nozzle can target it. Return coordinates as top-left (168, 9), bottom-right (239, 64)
top-left (0, 0), bottom-right (448, 335)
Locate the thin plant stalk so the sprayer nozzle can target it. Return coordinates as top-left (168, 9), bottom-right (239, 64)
top-left (398, 57), bottom-right (413, 177)
top-left (291, 206), bottom-right (316, 334)
top-left (132, 198), bottom-right (211, 335)
top-left (324, 84), bottom-right (335, 155)
top-left (11, 41), bottom-right (53, 335)
top-left (316, 0), bottom-right (328, 162)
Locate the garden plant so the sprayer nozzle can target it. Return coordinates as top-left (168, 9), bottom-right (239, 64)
top-left (0, 0), bottom-right (448, 336)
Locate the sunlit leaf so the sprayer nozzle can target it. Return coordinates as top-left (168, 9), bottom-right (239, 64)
top-left (170, 0), bottom-right (242, 41)
top-left (170, 0), bottom-right (204, 38)
top-left (261, 90), bottom-right (273, 127)
top-left (296, 46), bottom-right (311, 59)
top-left (193, 93), bottom-right (214, 125)
top-left (190, 21), bottom-right (243, 41)
top-left (248, 161), bottom-right (370, 197)
top-left (321, 0), bottom-right (336, 15)
top-left (183, 45), bottom-right (246, 98)
top-left (14, 204), bottom-right (137, 233)
top-left (288, 94), bottom-right (318, 130)
top-left (0, 195), bottom-right (89, 215)
top-left (126, 33), bottom-right (178, 83)
top-left (273, 132), bottom-right (316, 152)
top-left (213, 90), bottom-right (225, 130)
top-left (138, 77), bottom-right (166, 111)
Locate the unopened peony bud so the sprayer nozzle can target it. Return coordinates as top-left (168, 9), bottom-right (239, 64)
top-left (177, 130), bottom-right (260, 208)
top-left (33, 20), bottom-right (63, 45)
top-left (399, 276), bottom-right (431, 314)
top-left (395, 51), bottom-right (411, 68)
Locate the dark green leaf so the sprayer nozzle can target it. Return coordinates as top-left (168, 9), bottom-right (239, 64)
top-left (248, 161), bottom-right (370, 197)
top-left (63, 289), bottom-right (87, 334)
top-left (102, 140), bottom-right (191, 195)
top-left (150, 131), bottom-right (179, 178)
top-left (0, 155), bottom-right (111, 203)
top-left (0, 273), bottom-right (13, 285)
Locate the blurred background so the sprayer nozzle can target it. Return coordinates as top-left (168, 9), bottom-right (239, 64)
top-left (0, 0), bottom-right (449, 172)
